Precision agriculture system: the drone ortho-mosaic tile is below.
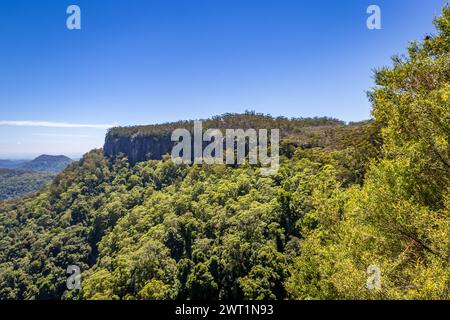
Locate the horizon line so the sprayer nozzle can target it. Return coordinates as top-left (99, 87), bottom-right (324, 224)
top-left (0, 120), bottom-right (116, 129)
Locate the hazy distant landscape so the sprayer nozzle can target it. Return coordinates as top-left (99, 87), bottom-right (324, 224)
top-left (0, 155), bottom-right (73, 200)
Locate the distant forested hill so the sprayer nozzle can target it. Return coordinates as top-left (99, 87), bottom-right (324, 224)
top-left (0, 155), bottom-right (73, 173)
top-left (18, 155), bottom-right (73, 173)
top-left (0, 169), bottom-right (55, 201)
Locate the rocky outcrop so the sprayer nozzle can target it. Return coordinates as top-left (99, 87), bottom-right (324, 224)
top-left (104, 133), bottom-right (174, 165)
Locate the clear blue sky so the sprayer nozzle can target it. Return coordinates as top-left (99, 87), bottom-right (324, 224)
top-left (0, 0), bottom-right (447, 158)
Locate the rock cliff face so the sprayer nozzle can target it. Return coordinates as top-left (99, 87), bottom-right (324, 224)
top-left (104, 133), bottom-right (174, 165)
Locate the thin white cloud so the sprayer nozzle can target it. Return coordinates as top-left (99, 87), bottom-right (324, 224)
top-left (0, 120), bottom-right (116, 129)
top-left (32, 133), bottom-right (91, 138)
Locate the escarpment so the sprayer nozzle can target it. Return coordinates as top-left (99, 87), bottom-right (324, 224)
top-left (104, 132), bottom-right (174, 165)
top-left (103, 112), bottom-right (361, 165)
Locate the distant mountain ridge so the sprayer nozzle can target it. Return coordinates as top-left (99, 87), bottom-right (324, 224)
top-left (0, 155), bottom-right (73, 173)
top-left (18, 155), bottom-right (73, 173)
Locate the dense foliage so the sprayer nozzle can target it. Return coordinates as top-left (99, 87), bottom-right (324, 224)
top-left (0, 6), bottom-right (448, 300)
top-left (0, 169), bottom-right (55, 201)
